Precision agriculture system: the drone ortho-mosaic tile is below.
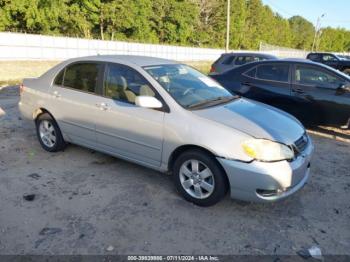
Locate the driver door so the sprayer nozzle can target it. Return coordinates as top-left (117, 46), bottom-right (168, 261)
top-left (94, 63), bottom-right (166, 168)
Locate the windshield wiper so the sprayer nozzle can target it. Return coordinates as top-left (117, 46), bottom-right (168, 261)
top-left (187, 95), bottom-right (240, 109)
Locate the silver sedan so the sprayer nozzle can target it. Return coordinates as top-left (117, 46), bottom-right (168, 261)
top-left (19, 55), bottom-right (313, 206)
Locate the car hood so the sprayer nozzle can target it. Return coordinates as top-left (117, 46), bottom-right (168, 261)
top-left (193, 98), bottom-right (305, 145)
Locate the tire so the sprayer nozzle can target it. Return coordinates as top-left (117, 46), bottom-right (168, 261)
top-left (173, 150), bottom-right (228, 206)
top-left (343, 69), bottom-right (350, 76)
top-left (341, 117), bottom-right (350, 130)
top-left (35, 113), bottom-right (66, 152)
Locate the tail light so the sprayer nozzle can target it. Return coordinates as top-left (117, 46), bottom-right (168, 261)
top-left (210, 65), bottom-right (216, 73)
top-left (20, 84), bottom-right (25, 95)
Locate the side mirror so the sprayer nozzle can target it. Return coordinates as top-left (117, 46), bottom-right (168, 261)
top-left (135, 96), bottom-right (163, 109)
top-left (336, 84), bottom-right (350, 95)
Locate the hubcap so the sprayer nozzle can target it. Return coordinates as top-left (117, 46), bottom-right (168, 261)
top-left (179, 159), bottom-right (215, 199)
top-left (39, 120), bottom-right (56, 148)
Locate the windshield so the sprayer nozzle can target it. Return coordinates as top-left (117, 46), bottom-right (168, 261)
top-left (144, 64), bottom-right (236, 109)
top-left (339, 55), bottom-right (350, 60)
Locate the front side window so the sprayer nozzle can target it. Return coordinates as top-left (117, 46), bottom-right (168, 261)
top-left (104, 64), bottom-right (155, 104)
top-left (63, 63), bottom-right (100, 93)
top-left (295, 65), bottom-right (345, 89)
top-left (144, 64), bottom-right (236, 109)
top-left (256, 64), bottom-right (290, 82)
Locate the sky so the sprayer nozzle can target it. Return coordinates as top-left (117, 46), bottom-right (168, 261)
top-left (261, 0), bottom-right (350, 30)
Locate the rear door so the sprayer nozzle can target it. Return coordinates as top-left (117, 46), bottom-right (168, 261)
top-left (50, 62), bottom-right (103, 147)
top-left (93, 63), bottom-right (165, 168)
top-left (239, 63), bottom-right (293, 111)
top-left (292, 64), bottom-right (350, 126)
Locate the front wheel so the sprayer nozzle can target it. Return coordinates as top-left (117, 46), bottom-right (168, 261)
top-left (35, 113), bottom-right (66, 152)
top-left (173, 150), bottom-right (228, 206)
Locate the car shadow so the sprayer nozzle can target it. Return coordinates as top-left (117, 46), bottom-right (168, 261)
top-left (307, 125), bottom-right (350, 142)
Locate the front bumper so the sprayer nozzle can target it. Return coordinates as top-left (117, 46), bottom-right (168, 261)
top-left (217, 139), bottom-right (314, 203)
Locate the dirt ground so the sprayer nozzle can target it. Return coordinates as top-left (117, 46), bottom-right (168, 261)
top-left (0, 86), bottom-right (349, 256)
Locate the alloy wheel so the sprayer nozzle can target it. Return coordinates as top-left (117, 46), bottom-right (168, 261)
top-left (39, 120), bottom-right (56, 148)
top-left (179, 159), bottom-right (215, 199)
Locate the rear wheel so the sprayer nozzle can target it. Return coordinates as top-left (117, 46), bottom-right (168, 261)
top-left (35, 113), bottom-right (66, 152)
top-left (340, 117), bottom-right (350, 130)
top-left (173, 150), bottom-right (228, 206)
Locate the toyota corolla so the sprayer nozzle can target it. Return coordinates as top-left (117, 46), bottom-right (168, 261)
top-left (19, 55), bottom-right (314, 206)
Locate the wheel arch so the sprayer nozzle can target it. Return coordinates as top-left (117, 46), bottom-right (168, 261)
top-left (168, 144), bottom-right (230, 186)
top-left (33, 108), bottom-right (63, 134)
top-left (33, 108), bottom-right (55, 122)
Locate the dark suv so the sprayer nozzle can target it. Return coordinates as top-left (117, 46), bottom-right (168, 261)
top-left (307, 52), bottom-right (350, 75)
top-left (209, 52), bottom-right (277, 75)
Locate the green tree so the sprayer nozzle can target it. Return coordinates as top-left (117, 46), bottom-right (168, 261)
top-left (0, 0), bottom-right (349, 52)
top-left (150, 0), bottom-right (198, 45)
top-left (289, 16), bottom-right (315, 50)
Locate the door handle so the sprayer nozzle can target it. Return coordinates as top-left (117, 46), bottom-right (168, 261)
top-left (53, 91), bottom-right (61, 98)
top-left (293, 88), bottom-right (304, 94)
top-left (242, 82), bottom-right (252, 86)
top-left (96, 102), bottom-right (110, 111)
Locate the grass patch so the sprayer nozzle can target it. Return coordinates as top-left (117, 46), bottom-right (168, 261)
top-left (185, 61), bottom-right (213, 74)
top-left (0, 60), bottom-right (213, 87)
top-left (0, 60), bottom-right (60, 86)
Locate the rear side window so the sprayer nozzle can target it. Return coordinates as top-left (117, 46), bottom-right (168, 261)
top-left (54, 69), bottom-right (64, 86)
top-left (243, 67), bottom-right (257, 78)
top-left (308, 54), bottom-right (320, 61)
top-left (222, 55), bottom-right (236, 65)
top-left (235, 56), bottom-right (247, 65)
top-left (256, 64), bottom-right (289, 82)
top-left (63, 63), bottom-right (101, 93)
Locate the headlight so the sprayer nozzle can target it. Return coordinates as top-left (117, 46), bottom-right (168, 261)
top-left (242, 139), bottom-right (294, 162)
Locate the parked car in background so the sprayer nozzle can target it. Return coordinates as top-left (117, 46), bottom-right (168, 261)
top-left (211, 59), bottom-right (350, 129)
top-left (19, 55), bottom-right (313, 206)
top-left (338, 55), bottom-right (350, 60)
top-left (307, 52), bottom-right (350, 75)
top-left (209, 52), bottom-right (277, 75)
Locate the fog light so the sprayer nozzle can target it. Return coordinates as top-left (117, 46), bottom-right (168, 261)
top-left (256, 188), bottom-right (284, 197)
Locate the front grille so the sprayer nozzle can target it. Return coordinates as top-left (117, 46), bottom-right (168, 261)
top-left (293, 133), bottom-right (308, 154)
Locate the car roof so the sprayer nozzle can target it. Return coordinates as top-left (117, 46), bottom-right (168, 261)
top-left (228, 57), bottom-right (350, 79)
top-left (307, 52), bottom-right (335, 56)
top-left (64, 55), bottom-right (178, 67)
top-left (224, 58), bottom-right (331, 73)
top-left (242, 58), bottom-right (321, 65)
top-left (222, 52), bottom-right (276, 58)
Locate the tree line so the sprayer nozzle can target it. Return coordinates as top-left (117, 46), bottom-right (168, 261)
top-left (0, 0), bottom-right (349, 52)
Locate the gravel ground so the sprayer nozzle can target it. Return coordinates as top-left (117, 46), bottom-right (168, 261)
top-left (0, 86), bottom-right (349, 256)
